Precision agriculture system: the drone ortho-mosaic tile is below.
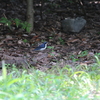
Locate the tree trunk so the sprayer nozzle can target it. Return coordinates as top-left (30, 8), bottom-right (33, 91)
top-left (27, 0), bottom-right (34, 33)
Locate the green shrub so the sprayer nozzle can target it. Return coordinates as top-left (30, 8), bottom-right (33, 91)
top-left (0, 17), bottom-right (31, 33)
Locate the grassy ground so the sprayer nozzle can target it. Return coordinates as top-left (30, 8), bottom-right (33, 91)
top-left (0, 56), bottom-right (100, 100)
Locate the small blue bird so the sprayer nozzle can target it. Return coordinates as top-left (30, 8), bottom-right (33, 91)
top-left (33, 42), bottom-right (48, 51)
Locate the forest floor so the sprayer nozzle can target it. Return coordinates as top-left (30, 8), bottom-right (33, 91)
top-left (0, 0), bottom-right (100, 72)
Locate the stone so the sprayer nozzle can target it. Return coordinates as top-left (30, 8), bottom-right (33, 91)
top-left (61, 17), bottom-right (86, 33)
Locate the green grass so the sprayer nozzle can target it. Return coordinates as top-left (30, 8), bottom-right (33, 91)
top-left (0, 57), bottom-right (100, 100)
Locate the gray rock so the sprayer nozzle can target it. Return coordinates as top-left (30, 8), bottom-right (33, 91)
top-left (61, 17), bottom-right (86, 33)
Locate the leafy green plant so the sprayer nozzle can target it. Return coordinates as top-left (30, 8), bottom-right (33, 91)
top-left (13, 18), bottom-right (21, 28)
top-left (0, 17), bottom-right (31, 33)
top-left (95, 55), bottom-right (100, 65)
top-left (49, 37), bottom-right (53, 39)
top-left (69, 55), bottom-right (79, 62)
top-left (78, 50), bottom-right (88, 57)
top-left (68, 0), bottom-right (73, 4)
top-left (21, 21), bottom-right (31, 33)
top-left (23, 39), bottom-right (28, 43)
top-left (59, 37), bottom-right (65, 45)
top-left (47, 46), bottom-right (54, 49)
top-left (97, 32), bottom-right (100, 34)
top-left (0, 17), bottom-right (12, 29)
top-left (95, 53), bottom-right (100, 58)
